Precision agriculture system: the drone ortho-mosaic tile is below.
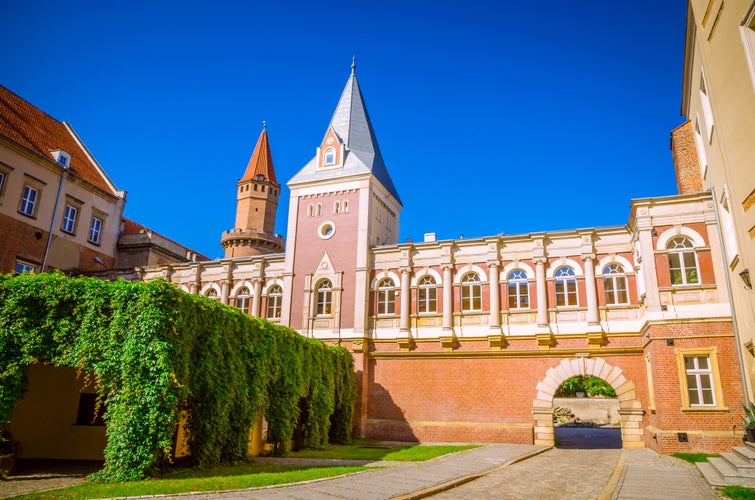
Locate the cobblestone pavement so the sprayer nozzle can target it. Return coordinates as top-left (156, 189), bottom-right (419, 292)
top-left (0, 460), bottom-right (101, 499)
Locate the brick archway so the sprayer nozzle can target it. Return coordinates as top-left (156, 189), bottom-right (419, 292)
top-left (532, 357), bottom-right (645, 448)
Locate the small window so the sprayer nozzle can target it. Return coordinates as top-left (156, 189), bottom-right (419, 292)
top-left (267, 285), bottom-right (283, 319)
top-left (334, 201), bottom-right (341, 214)
top-left (343, 200), bottom-right (349, 213)
top-left (324, 147), bottom-right (336, 166)
top-left (376, 278), bottom-right (396, 315)
top-left (308, 204), bottom-right (314, 217)
top-left (0, 171), bottom-right (6, 198)
top-left (205, 288), bottom-right (219, 301)
top-left (19, 185), bottom-right (38, 217)
top-left (417, 275), bottom-right (437, 313)
top-left (75, 393), bottom-right (105, 426)
top-left (507, 269), bottom-right (529, 309)
top-left (235, 287), bottom-right (251, 314)
top-left (461, 272), bottom-right (482, 312)
top-left (603, 264), bottom-right (628, 305)
top-left (684, 355), bottom-right (715, 406)
top-left (554, 266), bottom-right (578, 307)
top-left (667, 237), bottom-right (699, 285)
top-left (15, 260), bottom-right (35, 274)
top-left (700, 71), bottom-right (714, 142)
top-left (316, 280), bottom-right (333, 316)
top-left (89, 217), bottom-right (103, 244)
top-left (61, 204), bottom-right (78, 234)
top-left (316, 203), bottom-right (322, 216)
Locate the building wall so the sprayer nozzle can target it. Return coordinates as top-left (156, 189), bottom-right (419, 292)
top-left (682, 0), bottom-right (755, 400)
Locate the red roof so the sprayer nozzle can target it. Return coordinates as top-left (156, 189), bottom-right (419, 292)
top-left (240, 127), bottom-right (278, 184)
top-left (0, 84), bottom-right (116, 194)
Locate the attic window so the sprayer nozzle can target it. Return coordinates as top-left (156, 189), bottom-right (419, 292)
top-left (324, 148), bottom-right (336, 166)
top-left (51, 150), bottom-right (71, 169)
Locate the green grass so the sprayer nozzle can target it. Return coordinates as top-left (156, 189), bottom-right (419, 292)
top-left (287, 443), bottom-right (478, 461)
top-left (723, 485), bottom-right (755, 500)
top-left (671, 452), bottom-right (720, 463)
top-left (15, 463), bottom-right (367, 499)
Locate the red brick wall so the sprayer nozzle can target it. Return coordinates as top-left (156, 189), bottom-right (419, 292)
top-left (671, 121), bottom-right (703, 195)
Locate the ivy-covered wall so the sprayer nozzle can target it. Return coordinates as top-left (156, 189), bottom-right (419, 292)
top-left (0, 273), bottom-right (356, 481)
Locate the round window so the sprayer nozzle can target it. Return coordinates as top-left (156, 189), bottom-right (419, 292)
top-left (318, 222), bottom-right (336, 239)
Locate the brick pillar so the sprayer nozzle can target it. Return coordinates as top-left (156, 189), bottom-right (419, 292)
top-left (670, 121), bottom-right (703, 194)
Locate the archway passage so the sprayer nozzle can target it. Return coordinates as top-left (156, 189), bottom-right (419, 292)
top-left (532, 357), bottom-right (644, 448)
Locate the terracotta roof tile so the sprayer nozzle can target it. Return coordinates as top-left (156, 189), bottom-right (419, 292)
top-left (240, 128), bottom-right (278, 184)
top-left (0, 84), bottom-right (116, 194)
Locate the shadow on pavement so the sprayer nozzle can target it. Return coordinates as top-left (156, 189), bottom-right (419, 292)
top-left (555, 427), bottom-right (622, 449)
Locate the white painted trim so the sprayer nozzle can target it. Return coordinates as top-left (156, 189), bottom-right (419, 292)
top-left (545, 258), bottom-right (584, 278)
top-left (597, 256), bottom-right (634, 275)
top-left (502, 262), bottom-right (535, 280)
top-left (370, 270), bottom-right (402, 289)
top-left (453, 264), bottom-right (488, 284)
top-left (230, 281), bottom-right (254, 297)
top-left (410, 268), bottom-right (443, 286)
top-left (262, 279), bottom-right (283, 295)
top-left (656, 227), bottom-right (705, 249)
top-left (200, 283), bottom-right (221, 296)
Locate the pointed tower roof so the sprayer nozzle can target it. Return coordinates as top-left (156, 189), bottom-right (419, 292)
top-left (288, 66), bottom-right (401, 205)
top-left (240, 124), bottom-right (277, 184)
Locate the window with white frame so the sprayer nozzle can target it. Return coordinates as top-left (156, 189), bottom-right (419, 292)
top-left (19, 185), bottom-right (38, 217)
top-left (603, 264), bottom-right (629, 305)
top-left (15, 259), bottom-right (35, 274)
top-left (507, 269), bottom-right (529, 309)
top-left (316, 203), bottom-right (322, 216)
top-left (342, 200), bottom-right (349, 213)
top-left (376, 278), bottom-right (396, 315)
top-left (316, 280), bottom-right (333, 316)
top-left (61, 204), bottom-right (78, 234)
top-left (720, 186), bottom-right (739, 266)
top-left (554, 266), bottom-right (578, 306)
top-left (324, 147), bottom-right (336, 166)
top-left (667, 237), bottom-right (699, 285)
top-left (699, 71), bottom-right (714, 142)
top-left (235, 287), bottom-right (251, 314)
top-left (205, 288), bottom-right (219, 301)
top-left (684, 355), bottom-right (716, 406)
top-left (740, 5), bottom-right (755, 94)
top-left (334, 201), bottom-right (340, 214)
top-left (694, 116), bottom-right (708, 177)
top-left (417, 275), bottom-right (437, 313)
top-left (89, 217), bottom-right (103, 244)
top-left (461, 272), bottom-right (482, 312)
top-left (267, 285), bottom-right (283, 319)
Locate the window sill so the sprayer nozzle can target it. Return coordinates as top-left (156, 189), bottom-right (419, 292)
top-left (680, 406), bottom-right (729, 414)
top-left (18, 211), bottom-right (36, 219)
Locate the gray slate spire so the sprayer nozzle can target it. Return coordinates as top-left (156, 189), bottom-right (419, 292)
top-left (288, 71), bottom-right (402, 205)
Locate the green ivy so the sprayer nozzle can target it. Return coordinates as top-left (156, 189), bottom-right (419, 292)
top-left (0, 273), bottom-right (356, 482)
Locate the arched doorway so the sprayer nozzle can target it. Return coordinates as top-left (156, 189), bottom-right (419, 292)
top-left (532, 357), bottom-right (645, 448)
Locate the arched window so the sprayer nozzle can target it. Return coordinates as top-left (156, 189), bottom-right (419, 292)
top-left (668, 237), bottom-right (699, 285)
top-left (507, 269), bottom-right (529, 309)
top-left (376, 278), bottom-right (396, 315)
top-left (266, 285), bottom-right (283, 319)
top-left (342, 200), bottom-right (349, 213)
top-left (417, 275), bottom-right (437, 313)
top-left (334, 201), bottom-right (341, 214)
top-left (307, 204), bottom-right (314, 217)
top-left (205, 288), bottom-right (219, 301)
top-left (603, 264), bottom-right (628, 305)
top-left (324, 147), bottom-right (336, 165)
top-left (316, 203), bottom-right (322, 216)
top-left (235, 286), bottom-right (251, 314)
top-left (554, 267), bottom-right (577, 306)
top-left (316, 280), bottom-right (333, 316)
top-left (461, 272), bottom-right (482, 312)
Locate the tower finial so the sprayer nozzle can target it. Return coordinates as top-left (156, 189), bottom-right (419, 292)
top-left (351, 55), bottom-right (356, 75)
top-left (262, 120), bottom-right (267, 130)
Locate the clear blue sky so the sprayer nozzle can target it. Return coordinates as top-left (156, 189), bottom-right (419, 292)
top-left (4, 1), bottom-right (686, 259)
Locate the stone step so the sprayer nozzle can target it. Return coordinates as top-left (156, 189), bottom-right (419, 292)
top-left (745, 441), bottom-right (755, 452)
top-left (697, 462), bottom-right (726, 487)
top-left (721, 452), bottom-right (755, 474)
top-left (733, 446), bottom-right (755, 464)
top-left (707, 457), bottom-right (755, 487)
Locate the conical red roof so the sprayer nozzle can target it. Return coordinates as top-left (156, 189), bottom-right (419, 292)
top-left (240, 127), bottom-right (277, 184)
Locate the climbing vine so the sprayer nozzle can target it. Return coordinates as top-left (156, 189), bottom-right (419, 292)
top-left (0, 273), bottom-right (356, 482)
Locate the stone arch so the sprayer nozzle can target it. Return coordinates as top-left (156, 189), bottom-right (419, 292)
top-left (532, 357), bottom-right (644, 448)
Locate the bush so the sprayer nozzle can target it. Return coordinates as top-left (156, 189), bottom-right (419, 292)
top-left (555, 376), bottom-right (616, 398)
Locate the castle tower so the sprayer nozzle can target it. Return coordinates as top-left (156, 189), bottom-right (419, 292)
top-left (281, 61), bottom-right (402, 336)
top-left (220, 125), bottom-right (285, 257)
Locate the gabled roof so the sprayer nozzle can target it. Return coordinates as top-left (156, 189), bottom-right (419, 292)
top-left (0, 84), bottom-right (120, 196)
top-left (288, 69), bottom-right (401, 205)
top-left (240, 126), bottom-right (278, 185)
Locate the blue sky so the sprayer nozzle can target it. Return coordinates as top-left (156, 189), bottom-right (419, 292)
top-left (4, 1), bottom-right (686, 259)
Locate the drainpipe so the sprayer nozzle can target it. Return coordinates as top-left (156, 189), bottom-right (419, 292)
top-left (41, 163), bottom-right (69, 271)
top-left (709, 187), bottom-right (749, 406)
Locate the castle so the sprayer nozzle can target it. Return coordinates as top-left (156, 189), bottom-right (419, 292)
top-left (137, 64), bottom-right (745, 454)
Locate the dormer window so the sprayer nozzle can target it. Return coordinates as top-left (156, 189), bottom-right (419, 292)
top-left (324, 147), bottom-right (336, 166)
top-left (51, 150), bottom-right (71, 169)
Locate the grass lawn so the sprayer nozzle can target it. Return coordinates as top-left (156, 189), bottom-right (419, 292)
top-left (15, 443), bottom-right (477, 499)
top-left (671, 452), bottom-right (720, 463)
top-left (287, 443), bottom-right (478, 461)
top-left (16, 463), bottom-right (367, 499)
top-left (723, 485), bottom-right (755, 500)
